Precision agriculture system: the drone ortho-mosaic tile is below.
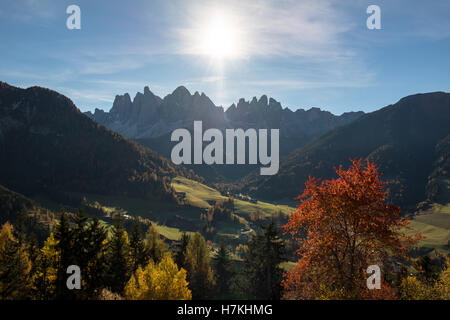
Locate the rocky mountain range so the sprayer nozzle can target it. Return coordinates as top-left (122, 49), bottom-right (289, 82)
top-left (86, 86), bottom-right (364, 142)
top-left (2, 80), bottom-right (448, 215)
top-left (86, 86), bottom-right (364, 181)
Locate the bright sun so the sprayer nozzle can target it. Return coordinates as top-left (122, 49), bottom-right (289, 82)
top-left (197, 12), bottom-right (242, 60)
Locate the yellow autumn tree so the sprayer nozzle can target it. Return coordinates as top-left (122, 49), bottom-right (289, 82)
top-left (124, 254), bottom-right (191, 300)
top-left (32, 232), bottom-right (60, 298)
top-left (435, 258), bottom-right (449, 299)
top-left (0, 222), bottom-right (14, 251)
top-left (400, 258), bottom-right (450, 300)
top-left (400, 275), bottom-right (436, 299)
top-left (144, 225), bottom-right (169, 263)
top-left (0, 222), bottom-right (32, 299)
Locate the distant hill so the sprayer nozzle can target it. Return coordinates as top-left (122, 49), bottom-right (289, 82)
top-left (86, 86), bottom-right (363, 182)
top-left (0, 183), bottom-right (54, 241)
top-left (237, 92), bottom-right (450, 210)
top-left (0, 82), bottom-right (195, 203)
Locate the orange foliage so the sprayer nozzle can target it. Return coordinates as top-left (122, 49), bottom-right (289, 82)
top-left (360, 281), bottom-right (398, 300)
top-left (282, 159), bottom-right (420, 299)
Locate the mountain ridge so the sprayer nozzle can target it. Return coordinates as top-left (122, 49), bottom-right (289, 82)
top-left (0, 82), bottom-right (197, 203)
top-left (235, 91), bottom-right (450, 210)
top-left (85, 85), bottom-right (364, 141)
top-left (86, 85), bottom-right (364, 182)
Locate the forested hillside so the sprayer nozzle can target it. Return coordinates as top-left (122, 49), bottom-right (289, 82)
top-left (0, 82), bottom-right (197, 203)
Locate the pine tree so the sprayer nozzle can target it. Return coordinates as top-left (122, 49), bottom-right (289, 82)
top-left (0, 222), bottom-right (32, 299)
top-left (54, 212), bottom-right (74, 299)
top-left (213, 239), bottom-right (234, 298)
top-left (35, 212), bottom-right (108, 299)
top-left (33, 232), bottom-right (60, 299)
top-left (105, 216), bottom-right (131, 294)
top-left (12, 210), bottom-right (27, 246)
top-left (175, 232), bottom-right (190, 269)
top-left (243, 221), bottom-right (284, 300)
top-left (84, 217), bottom-right (108, 298)
top-left (27, 233), bottom-right (40, 266)
top-left (129, 221), bottom-right (147, 272)
top-left (71, 210), bottom-right (90, 298)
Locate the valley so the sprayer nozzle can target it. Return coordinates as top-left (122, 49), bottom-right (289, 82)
top-left (0, 82), bottom-right (448, 302)
top-left (2, 0), bottom-right (450, 301)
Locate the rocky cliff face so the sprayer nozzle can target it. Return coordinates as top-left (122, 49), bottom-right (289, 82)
top-left (86, 86), bottom-right (226, 139)
top-left (87, 87), bottom-right (364, 182)
top-left (224, 94), bottom-right (364, 138)
top-left (85, 86), bottom-right (364, 182)
top-left (86, 86), bottom-right (364, 146)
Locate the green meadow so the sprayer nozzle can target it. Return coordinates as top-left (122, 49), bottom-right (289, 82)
top-left (171, 176), bottom-right (294, 218)
top-left (406, 203), bottom-right (450, 255)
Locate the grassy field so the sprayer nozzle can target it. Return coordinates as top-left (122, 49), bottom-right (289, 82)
top-left (152, 223), bottom-right (195, 241)
top-left (279, 261), bottom-right (297, 272)
top-left (171, 176), bottom-right (297, 240)
top-left (406, 203), bottom-right (450, 255)
top-left (57, 192), bottom-right (200, 241)
top-left (35, 176), bottom-right (295, 243)
top-left (172, 176), bottom-right (295, 218)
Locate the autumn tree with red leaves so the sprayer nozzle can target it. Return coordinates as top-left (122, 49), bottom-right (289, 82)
top-left (282, 159), bottom-right (420, 299)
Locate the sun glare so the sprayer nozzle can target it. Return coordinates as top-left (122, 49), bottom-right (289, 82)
top-left (196, 12), bottom-right (242, 60)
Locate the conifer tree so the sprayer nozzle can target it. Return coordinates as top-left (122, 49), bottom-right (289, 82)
top-left (54, 212), bottom-right (74, 299)
top-left (129, 221), bottom-right (147, 272)
top-left (175, 232), bottom-right (190, 269)
top-left (213, 239), bottom-right (235, 298)
top-left (243, 221), bottom-right (284, 300)
top-left (34, 232), bottom-right (59, 299)
top-left (84, 217), bottom-right (108, 298)
top-left (12, 211), bottom-right (27, 246)
top-left (0, 222), bottom-right (32, 300)
top-left (105, 216), bottom-right (131, 294)
top-left (27, 233), bottom-right (40, 267)
top-left (71, 210), bottom-right (90, 298)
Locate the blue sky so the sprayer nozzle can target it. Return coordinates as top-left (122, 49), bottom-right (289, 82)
top-left (0, 0), bottom-right (449, 115)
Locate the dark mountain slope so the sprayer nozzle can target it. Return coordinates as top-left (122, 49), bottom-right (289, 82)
top-left (0, 183), bottom-right (54, 241)
top-left (0, 82), bottom-right (194, 203)
top-left (238, 92), bottom-right (450, 209)
top-left (426, 134), bottom-right (450, 204)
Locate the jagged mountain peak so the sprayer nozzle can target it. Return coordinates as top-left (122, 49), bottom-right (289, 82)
top-left (268, 97), bottom-right (282, 110)
top-left (143, 85), bottom-right (152, 96)
top-left (171, 85), bottom-right (191, 99)
top-left (86, 85), bottom-right (365, 147)
top-left (230, 95), bottom-right (282, 110)
top-left (258, 95), bottom-right (268, 106)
